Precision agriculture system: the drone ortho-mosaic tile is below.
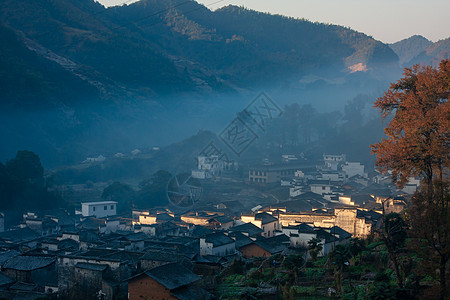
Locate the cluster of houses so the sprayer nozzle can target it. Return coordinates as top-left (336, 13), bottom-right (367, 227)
top-left (0, 196), bottom-right (388, 299)
top-left (0, 153), bottom-right (416, 299)
top-left (250, 154), bottom-right (419, 198)
top-left (191, 155), bottom-right (238, 179)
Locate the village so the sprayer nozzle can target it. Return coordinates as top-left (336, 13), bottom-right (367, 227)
top-left (0, 153), bottom-right (417, 299)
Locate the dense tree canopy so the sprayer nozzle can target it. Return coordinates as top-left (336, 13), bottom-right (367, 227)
top-left (102, 181), bottom-right (135, 213)
top-left (372, 59), bottom-right (450, 300)
top-left (135, 170), bottom-right (172, 208)
top-left (0, 150), bottom-right (63, 213)
top-left (371, 60), bottom-right (449, 187)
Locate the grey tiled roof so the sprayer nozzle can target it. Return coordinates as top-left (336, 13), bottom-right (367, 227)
top-left (210, 215), bottom-right (233, 224)
top-left (10, 281), bottom-right (39, 291)
top-left (0, 227), bottom-right (39, 243)
top-left (156, 213), bottom-right (174, 221)
top-left (357, 210), bottom-right (382, 222)
top-left (144, 262), bottom-right (200, 290)
top-left (191, 225), bottom-right (213, 237)
top-left (231, 232), bottom-right (253, 249)
top-left (251, 240), bottom-right (286, 254)
top-left (254, 212), bottom-right (277, 225)
top-left (329, 226), bottom-right (351, 240)
top-left (123, 232), bottom-right (147, 241)
top-left (204, 232), bottom-right (234, 247)
top-left (3, 255), bottom-right (56, 271)
top-left (284, 223), bottom-right (314, 233)
top-left (0, 271), bottom-right (14, 287)
top-left (229, 223), bottom-right (263, 236)
top-left (0, 250), bottom-right (20, 266)
top-left (171, 285), bottom-right (211, 300)
top-left (316, 229), bottom-right (338, 244)
top-left (75, 262), bottom-right (108, 272)
top-left (140, 250), bottom-right (180, 262)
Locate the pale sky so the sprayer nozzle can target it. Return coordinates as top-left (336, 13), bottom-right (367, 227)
top-left (97, 0), bottom-right (450, 43)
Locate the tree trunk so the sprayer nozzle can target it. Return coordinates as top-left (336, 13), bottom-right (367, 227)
top-left (439, 255), bottom-right (447, 300)
top-left (388, 250), bottom-right (403, 289)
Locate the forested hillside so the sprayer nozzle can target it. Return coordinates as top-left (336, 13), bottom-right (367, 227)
top-left (0, 0), bottom-right (400, 106)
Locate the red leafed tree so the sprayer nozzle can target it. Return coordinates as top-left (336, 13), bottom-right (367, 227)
top-left (372, 60), bottom-right (450, 300)
top-left (371, 59), bottom-right (449, 188)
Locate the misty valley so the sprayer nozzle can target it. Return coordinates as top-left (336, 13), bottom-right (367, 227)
top-left (0, 0), bottom-right (449, 299)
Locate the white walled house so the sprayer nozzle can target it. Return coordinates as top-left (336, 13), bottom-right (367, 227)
top-left (81, 201), bottom-right (117, 218)
top-left (282, 224), bottom-right (316, 248)
top-left (317, 171), bottom-right (345, 181)
top-left (289, 184), bottom-right (309, 197)
top-left (241, 212), bottom-right (279, 238)
top-left (136, 224), bottom-right (157, 236)
top-left (192, 155), bottom-right (226, 179)
top-left (200, 232), bottom-right (235, 256)
top-left (342, 162), bottom-right (367, 178)
top-left (139, 214), bottom-right (158, 225)
top-left (401, 177), bottom-right (421, 194)
top-left (309, 180), bottom-right (333, 195)
top-left (323, 154), bottom-right (346, 171)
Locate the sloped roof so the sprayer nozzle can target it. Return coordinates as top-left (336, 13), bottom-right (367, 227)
top-left (79, 229), bottom-right (101, 242)
top-left (263, 234), bottom-right (290, 245)
top-left (10, 281), bottom-right (39, 291)
top-left (249, 240), bottom-right (286, 255)
top-left (343, 180), bottom-right (366, 191)
top-left (140, 262), bottom-right (200, 290)
top-left (308, 179), bottom-right (332, 185)
top-left (0, 250), bottom-right (20, 266)
top-left (156, 213), bottom-right (174, 222)
top-left (81, 201), bottom-right (117, 206)
top-left (200, 255), bottom-right (228, 264)
top-left (58, 238), bottom-right (79, 251)
top-left (140, 250), bottom-right (179, 263)
top-left (254, 212), bottom-right (277, 224)
top-left (0, 271), bottom-right (14, 287)
top-left (316, 229), bottom-right (338, 244)
top-left (361, 184), bottom-right (392, 197)
top-left (79, 218), bottom-right (106, 230)
top-left (229, 223), bottom-right (263, 237)
top-left (229, 232), bottom-right (253, 249)
top-left (204, 232), bottom-right (234, 247)
top-left (329, 226), bottom-right (351, 240)
top-left (351, 194), bottom-right (376, 205)
top-left (280, 193), bottom-right (328, 212)
top-left (0, 227), bottom-right (39, 243)
top-left (210, 215), bottom-right (233, 224)
top-left (357, 210), bottom-right (382, 222)
top-left (3, 256), bottom-right (55, 271)
top-left (191, 225), bottom-right (213, 238)
top-left (77, 248), bottom-right (142, 264)
top-left (284, 223), bottom-right (315, 233)
top-left (75, 262), bottom-right (108, 272)
top-left (123, 232), bottom-right (147, 242)
top-left (171, 284), bottom-right (211, 300)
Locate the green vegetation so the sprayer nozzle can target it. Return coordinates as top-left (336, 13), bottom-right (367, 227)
top-left (0, 150), bottom-right (64, 213)
top-left (0, 24), bottom-right (98, 108)
top-left (0, 0), bottom-right (399, 107)
top-left (215, 230), bottom-right (446, 299)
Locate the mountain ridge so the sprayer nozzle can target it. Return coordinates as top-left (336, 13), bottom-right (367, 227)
top-left (389, 35), bottom-right (449, 67)
top-left (0, 0), bottom-right (401, 107)
top-left (0, 0), bottom-right (409, 167)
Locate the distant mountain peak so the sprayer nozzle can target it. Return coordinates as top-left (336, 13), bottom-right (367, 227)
top-left (396, 35), bottom-right (431, 43)
top-left (390, 34), bottom-right (449, 67)
top-left (1, 0), bottom-right (399, 103)
top-left (389, 35), bottom-right (433, 65)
